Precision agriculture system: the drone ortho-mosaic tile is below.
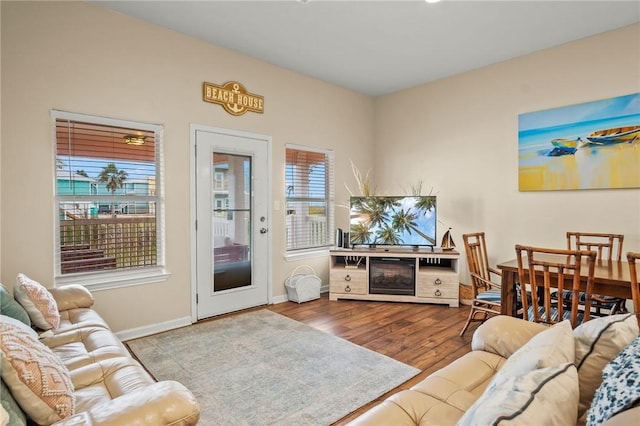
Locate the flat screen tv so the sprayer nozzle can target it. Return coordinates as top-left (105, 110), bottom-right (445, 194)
top-left (349, 196), bottom-right (437, 247)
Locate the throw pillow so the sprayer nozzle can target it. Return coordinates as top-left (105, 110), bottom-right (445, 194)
top-left (573, 313), bottom-right (639, 417)
top-left (0, 315), bottom-right (75, 424)
top-left (0, 284), bottom-right (31, 327)
top-left (489, 320), bottom-right (574, 389)
top-left (456, 362), bottom-right (579, 426)
top-left (14, 273), bottom-right (60, 330)
top-left (586, 336), bottom-right (640, 426)
top-left (1, 404), bottom-right (8, 426)
top-left (1, 380), bottom-right (26, 426)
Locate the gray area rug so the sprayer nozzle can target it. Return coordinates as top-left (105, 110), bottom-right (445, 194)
top-left (127, 309), bottom-right (420, 426)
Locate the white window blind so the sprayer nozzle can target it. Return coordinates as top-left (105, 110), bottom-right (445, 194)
top-left (53, 111), bottom-right (164, 280)
top-left (285, 145), bottom-right (334, 252)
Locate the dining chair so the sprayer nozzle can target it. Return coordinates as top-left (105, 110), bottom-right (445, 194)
top-left (516, 244), bottom-right (596, 328)
top-left (566, 232), bottom-right (627, 315)
top-left (628, 252), bottom-right (640, 328)
top-left (459, 232), bottom-right (502, 336)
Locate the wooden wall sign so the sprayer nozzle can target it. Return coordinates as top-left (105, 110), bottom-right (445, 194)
top-left (203, 81), bottom-right (264, 116)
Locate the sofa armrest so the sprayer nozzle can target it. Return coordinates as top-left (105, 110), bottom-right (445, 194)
top-left (49, 285), bottom-right (94, 311)
top-left (471, 315), bottom-right (548, 359)
top-left (51, 381), bottom-right (200, 426)
top-left (602, 406), bottom-right (640, 426)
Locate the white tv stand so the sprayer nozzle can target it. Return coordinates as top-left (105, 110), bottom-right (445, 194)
top-left (329, 247), bottom-right (460, 307)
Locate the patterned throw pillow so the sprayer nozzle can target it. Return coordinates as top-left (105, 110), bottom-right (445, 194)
top-left (586, 336), bottom-right (640, 426)
top-left (456, 363), bottom-right (579, 426)
top-left (573, 313), bottom-right (639, 417)
top-left (0, 315), bottom-right (75, 424)
top-left (14, 273), bottom-right (60, 330)
top-left (489, 320), bottom-right (574, 389)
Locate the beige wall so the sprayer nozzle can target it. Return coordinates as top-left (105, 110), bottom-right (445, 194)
top-left (373, 24), bottom-right (640, 281)
top-left (2, 2), bottom-right (639, 334)
top-left (1, 1), bottom-right (374, 332)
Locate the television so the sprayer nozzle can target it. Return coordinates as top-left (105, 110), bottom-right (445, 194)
top-left (349, 196), bottom-right (437, 247)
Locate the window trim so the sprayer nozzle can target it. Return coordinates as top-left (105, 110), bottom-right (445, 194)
top-left (51, 110), bottom-right (167, 289)
top-left (284, 143), bottom-right (335, 258)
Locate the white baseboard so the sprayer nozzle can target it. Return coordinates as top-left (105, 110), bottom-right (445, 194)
top-left (118, 286), bottom-right (330, 341)
top-left (117, 316), bottom-right (192, 342)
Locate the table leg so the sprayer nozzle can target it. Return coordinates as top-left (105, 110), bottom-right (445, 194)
top-left (501, 270), bottom-right (517, 316)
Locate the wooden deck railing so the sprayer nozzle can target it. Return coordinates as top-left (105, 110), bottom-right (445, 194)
top-left (60, 217), bottom-right (157, 273)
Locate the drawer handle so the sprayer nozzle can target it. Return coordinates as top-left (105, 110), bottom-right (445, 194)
top-left (344, 275), bottom-right (352, 282)
top-left (434, 278), bottom-right (442, 285)
top-left (345, 285), bottom-right (351, 293)
top-left (434, 289), bottom-right (442, 297)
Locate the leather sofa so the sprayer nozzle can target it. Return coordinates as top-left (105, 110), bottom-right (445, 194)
top-left (349, 314), bottom-right (639, 426)
top-left (1, 282), bottom-right (200, 425)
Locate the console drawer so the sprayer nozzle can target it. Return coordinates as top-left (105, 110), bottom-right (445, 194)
top-left (330, 269), bottom-right (367, 295)
top-left (416, 271), bottom-right (458, 299)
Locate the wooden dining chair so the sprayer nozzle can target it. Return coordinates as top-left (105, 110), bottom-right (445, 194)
top-left (566, 232), bottom-right (627, 315)
top-left (459, 232), bottom-right (502, 336)
top-left (628, 252), bottom-right (640, 329)
top-left (516, 244), bottom-right (596, 328)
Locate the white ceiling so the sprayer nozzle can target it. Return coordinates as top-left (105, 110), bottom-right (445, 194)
top-left (94, 0), bottom-right (640, 97)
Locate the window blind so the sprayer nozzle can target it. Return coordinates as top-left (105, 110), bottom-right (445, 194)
top-left (53, 113), bottom-right (163, 276)
top-left (285, 145), bottom-right (334, 251)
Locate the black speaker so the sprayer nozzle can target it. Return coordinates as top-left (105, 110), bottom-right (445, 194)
top-left (342, 232), bottom-right (350, 249)
top-left (335, 228), bottom-right (343, 248)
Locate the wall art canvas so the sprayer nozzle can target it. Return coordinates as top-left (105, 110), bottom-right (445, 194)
top-left (518, 93), bottom-right (639, 191)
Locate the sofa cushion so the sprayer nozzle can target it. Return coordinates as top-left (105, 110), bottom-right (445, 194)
top-left (456, 362), bottom-right (579, 426)
top-left (42, 326), bottom-right (131, 371)
top-left (0, 315), bottom-right (75, 424)
top-left (489, 320), bottom-right (574, 389)
top-left (471, 315), bottom-right (548, 359)
top-left (14, 273), bottom-right (60, 330)
top-left (586, 336), bottom-right (640, 426)
top-left (0, 284), bottom-right (31, 327)
top-left (48, 284), bottom-right (94, 312)
top-left (348, 350), bottom-right (506, 426)
top-left (574, 313), bottom-right (639, 417)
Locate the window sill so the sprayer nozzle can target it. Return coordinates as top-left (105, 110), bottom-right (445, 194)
top-left (285, 248), bottom-right (330, 262)
top-left (55, 267), bottom-right (171, 292)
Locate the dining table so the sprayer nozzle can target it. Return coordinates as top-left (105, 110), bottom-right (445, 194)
top-left (497, 257), bottom-right (632, 317)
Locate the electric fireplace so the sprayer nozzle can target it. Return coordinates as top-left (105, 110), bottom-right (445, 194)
top-left (369, 257), bottom-right (415, 296)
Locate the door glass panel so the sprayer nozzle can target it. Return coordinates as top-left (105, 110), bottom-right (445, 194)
top-left (212, 152), bottom-right (251, 292)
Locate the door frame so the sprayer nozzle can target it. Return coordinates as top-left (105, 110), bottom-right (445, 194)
top-left (189, 124), bottom-right (273, 323)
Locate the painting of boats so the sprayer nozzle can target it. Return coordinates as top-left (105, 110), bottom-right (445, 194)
top-left (518, 92), bottom-right (640, 191)
top-left (551, 138), bottom-right (581, 148)
top-left (585, 125), bottom-right (640, 145)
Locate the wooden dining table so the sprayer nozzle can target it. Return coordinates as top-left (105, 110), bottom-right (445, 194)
top-left (497, 257), bottom-right (632, 317)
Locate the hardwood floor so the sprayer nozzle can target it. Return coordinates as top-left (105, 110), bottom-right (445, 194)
top-left (268, 293), bottom-right (476, 425)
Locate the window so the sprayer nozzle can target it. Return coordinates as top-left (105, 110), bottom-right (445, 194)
top-left (53, 110), bottom-right (166, 289)
top-left (285, 145), bottom-right (334, 255)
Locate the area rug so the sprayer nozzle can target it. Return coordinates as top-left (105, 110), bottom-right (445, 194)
top-left (127, 309), bottom-right (420, 426)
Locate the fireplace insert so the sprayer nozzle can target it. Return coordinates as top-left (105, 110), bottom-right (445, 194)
top-left (369, 257), bottom-right (415, 296)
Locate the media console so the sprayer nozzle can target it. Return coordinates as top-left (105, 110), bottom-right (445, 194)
top-left (329, 248), bottom-right (460, 307)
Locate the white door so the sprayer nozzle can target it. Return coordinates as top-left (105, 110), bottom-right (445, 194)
top-left (195, 127), bottom-right (270, 319)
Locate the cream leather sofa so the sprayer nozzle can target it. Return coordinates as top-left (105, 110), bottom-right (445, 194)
top-left (1, 283), bottom-right (200, 425)
top-left (349, 314), bottom-right (639, 426)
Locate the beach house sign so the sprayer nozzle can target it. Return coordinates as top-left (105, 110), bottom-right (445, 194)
top-left (203, 81), bottom-right (264, 116)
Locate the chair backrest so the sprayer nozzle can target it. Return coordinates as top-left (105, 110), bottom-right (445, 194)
top-left (628, 252), bottom-right (640, 328)
top-left (567, 232), bottom-right (624, 261)
top-left (463, 232), bottom-right (500, 298)
top-left (515, 244), bottom-right (596, 328)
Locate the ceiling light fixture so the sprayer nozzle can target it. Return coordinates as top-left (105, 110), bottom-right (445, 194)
top-left (124, 135), bottom-right (145, 146)
top-left (425, 0), bottom-right (441, 3)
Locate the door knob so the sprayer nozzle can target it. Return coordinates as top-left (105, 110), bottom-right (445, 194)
top-left (260, 228), bottom-right (268, 234)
